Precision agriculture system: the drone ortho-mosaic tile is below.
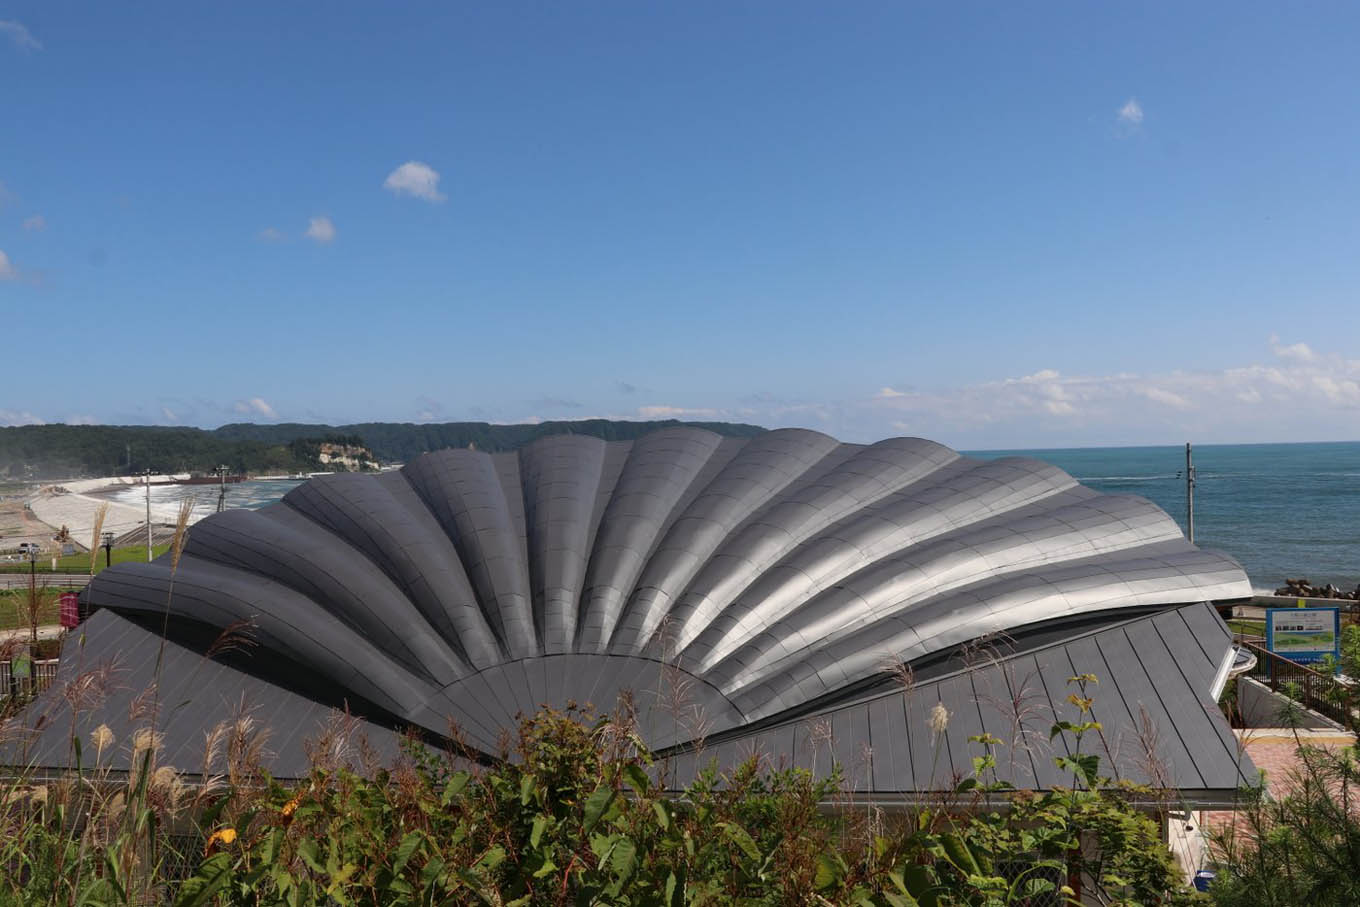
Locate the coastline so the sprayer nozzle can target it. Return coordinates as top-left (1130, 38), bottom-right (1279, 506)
top-left (25, 475), bottom-right (207, 551)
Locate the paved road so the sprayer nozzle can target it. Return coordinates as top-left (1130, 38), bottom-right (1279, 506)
top-left (0, 573), bottom-right (90, 590)
top-left (0, 623), bottom-right (67, 643)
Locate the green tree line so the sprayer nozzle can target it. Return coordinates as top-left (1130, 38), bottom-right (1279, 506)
top-left (0, 420), bottom-right (765, 479)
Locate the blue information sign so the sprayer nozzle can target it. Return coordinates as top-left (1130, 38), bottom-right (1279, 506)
top-left (1266, 607), bottom-right (1341, 664)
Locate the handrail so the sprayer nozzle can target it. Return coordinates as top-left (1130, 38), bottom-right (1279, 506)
top-left (1241, 641), bottom-right (1354, 728)
top-left (0, 657), bottom-right (60, 699)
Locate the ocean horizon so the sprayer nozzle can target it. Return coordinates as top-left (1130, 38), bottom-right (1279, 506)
top-left (971, 440), bottom-right (1360, 593)
top-left (105, 439), bottom-right (1360, 595)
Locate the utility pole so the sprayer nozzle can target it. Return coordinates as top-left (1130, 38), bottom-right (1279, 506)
top-left (1185, 442), bottom-right (1196, 544)
top-left (215, 464), bottom-right (230, 513)
top-left (142, 468), bottom-right (154, 562)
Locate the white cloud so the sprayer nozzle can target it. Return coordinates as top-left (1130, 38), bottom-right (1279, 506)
top-left (22, 215), bottom-right (45, 232)
top-left (875, 387), bottom-right (908, 399)
top-left (305, 216), bottom-right (336, 244)
top-left (0, 20), bottom-right (40, 51)
top-left (0, 409), bottom-right (44, 426)
top-left (258, 226), bottom-right (285, 242)
top-left (233, 397), bottom-right (278, 419)
top-left (1311, 375), bottom-right (1360, 405)
top-left (851, 338), bottom-right (1360, 444)
top-left (1043, 400), bottom-right (1076, 416)
top-left (1117, 98), bottom-right (1144, 126)
top-left (0, 250), bottom-right (16, 280)
top-left (1006, 369), bottom-right (1061, 384)
top-left (1142, 387), bottom-right (1193, 410)
top-left (384, 161), bottom-right (446, 202)
top-left (65, 414), bottom-right (97, 426)
top-left (161, 406), bottom-right (178, 423)
top-left (638, 405), bottom-right (721, 419)
top-left (1269, 333), bottom-right (1315, 362)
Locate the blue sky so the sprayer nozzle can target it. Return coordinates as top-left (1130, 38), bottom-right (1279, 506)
top-left (3, 2), bottom-right (1359, 447)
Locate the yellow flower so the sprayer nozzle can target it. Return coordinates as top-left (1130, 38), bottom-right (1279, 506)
top-left (281, 794), bottom-right (302, 819)
top-left (204, 827), bottom-right (237, 855)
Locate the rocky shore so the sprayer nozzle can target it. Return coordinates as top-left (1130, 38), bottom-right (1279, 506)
top-left (1274, 578), bottom-right (1360, 601)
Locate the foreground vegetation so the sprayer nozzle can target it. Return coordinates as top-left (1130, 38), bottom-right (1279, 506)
top-left (1204, 698), bottom-right (1360, 906)
top-left (6, 628), bottom-right (1360, 904)
top-left (0, 676), bottom-right (1201, 907)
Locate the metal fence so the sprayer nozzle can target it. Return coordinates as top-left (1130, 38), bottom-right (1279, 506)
top-left (1242, 641), bottom-right (1354, 728)
top-left (0, 657), bottom-right (59, 699)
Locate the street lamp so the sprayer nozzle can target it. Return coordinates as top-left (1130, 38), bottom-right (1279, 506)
top-left (102, 531), bottom-right (114, 569)
top-left (26, 546), bottom-right (39, 648)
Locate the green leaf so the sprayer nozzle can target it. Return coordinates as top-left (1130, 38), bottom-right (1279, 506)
top-left (622, 762), bottom-right (650, 795)
top-left (477, 845), bottom-right (507, 871)
top-left (519, 774), bottom-right (534, 806)
top-left (75, 878), bottom-right (117, 907)
top-left (939, 832), bottom-right (980, 876)
top-left (652, 799), bottom-right (672, 831)
top-left (391, 830), bottom-right (424, 877)
top-left (666, 868), bottom-right (685, 907)
top-left (901, 863), bottom-right (941, 907)
top-left (814, 853), bottom-right (845, 890)
top-left (528, 812), bottom-right (550, 849)
top-left (718, 821), bottom-right (761, 863)
top-left (259, 827), bottom-right (284, 866)
top-left (441, 770), bottom-right (470, 806)
top-left (172, 852), bottom-right (235, 907)
top-left (297, 837), bottom-right (324, 875)
top-left (421, 856), bottom-right (447, 890)
top-left (611, 838), bottom-right (638, 885)
top-left (582, 784), bottom-right (616, 833)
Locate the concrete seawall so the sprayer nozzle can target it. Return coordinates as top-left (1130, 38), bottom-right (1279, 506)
top-left (27, 475), bottom-right (206, 550)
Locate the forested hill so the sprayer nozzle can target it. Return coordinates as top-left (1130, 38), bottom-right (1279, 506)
top-left (0, 419), bottom-right (767, 479)
top-left (211, 419), bottom-right (766, 463)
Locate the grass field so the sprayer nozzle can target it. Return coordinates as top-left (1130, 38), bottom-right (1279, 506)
top-left (1228, 618), bottom-right (1267, 637)
top-left (0, 544), bottom-right (170, 575)
top-left (0, 589), bottom-right (62, 630)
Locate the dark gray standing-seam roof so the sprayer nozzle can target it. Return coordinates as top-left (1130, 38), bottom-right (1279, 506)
top-left (660, 602), bottom-right (1253, 807)
top-left (7, 609), bottom-right (410, 780)
top-left (8, 428), bottom-right (1252, 794)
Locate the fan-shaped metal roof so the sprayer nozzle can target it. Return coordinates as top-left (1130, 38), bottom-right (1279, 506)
top-left (63, 428), bottom-right (1248, 758)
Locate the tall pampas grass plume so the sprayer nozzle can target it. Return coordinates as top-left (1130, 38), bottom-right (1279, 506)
top-left (88, 502), bottom-right (109, 576)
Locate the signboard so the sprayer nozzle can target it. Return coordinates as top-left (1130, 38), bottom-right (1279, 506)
top-left (59, 592), bottom-right (80, 629)
top-left (1266, 607), bottom-right (1341, 664)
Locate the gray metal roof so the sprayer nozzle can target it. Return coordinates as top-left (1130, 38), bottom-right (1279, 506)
top-left (51, 427), bottom-right (1249, 777)
top-left (6, 609), bottom-right (409, 781)
top-left (660, 603), bottom-right (1255, 807)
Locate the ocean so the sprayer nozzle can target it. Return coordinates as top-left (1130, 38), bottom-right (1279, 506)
top-left (972, 441), bottom-right (1360, 594)
top-left (102, 442), bottom-right (1360, 594)
top-left (103, 478), bottom-right (307, 518)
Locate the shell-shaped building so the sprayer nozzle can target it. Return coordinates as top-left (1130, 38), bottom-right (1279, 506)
top-left (38, 427), bottom-right (1251, 781)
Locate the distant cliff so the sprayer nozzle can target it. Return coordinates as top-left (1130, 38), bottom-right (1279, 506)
top-left (0, 419), bottom-right (767, 479)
